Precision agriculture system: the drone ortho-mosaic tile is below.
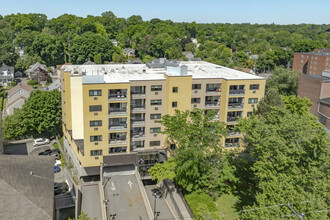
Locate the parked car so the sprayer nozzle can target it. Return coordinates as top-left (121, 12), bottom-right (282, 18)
top-left (38, 149), bottom-right (52, 155)
top-left (33, 138), bottom-right (50, 146)
top-left (54, 165), bottom-right (61, 173)
top-left (55, 160), bottom-right (62, 167)
top-left (54, 182), bottom-right (68, 195)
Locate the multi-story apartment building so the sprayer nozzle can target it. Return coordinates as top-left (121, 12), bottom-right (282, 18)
top-left (61, 60), bottom-right (265, 177)
top-left (292, 48), bottom-right (330, 75)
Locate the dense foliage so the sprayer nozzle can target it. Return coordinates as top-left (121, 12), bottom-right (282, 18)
top-left (237, 96), bottom-right (329, 219)
top-left (2, 90), bottom-right (62, 140)
top-left (0, 12), bottom-right (329, 72)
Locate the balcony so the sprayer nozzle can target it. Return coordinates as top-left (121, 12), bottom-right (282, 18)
top-left (131, 105), bottom-right (146, 112)
top-left (109, 139), bottom-right (127, 145)
top-left (205, 101), bottom-right (220, 108)
top-left (109, 89), bottom-right (128, 101)
top-left (225, 143), bottom-right (240, 148)
top-left (131, 118), bottom-right (145, 126)
top-left (130, 141), bottom-right (145, 152)
top-left (108, 108), bottom-right (127, 116)
top-left (131, 86), bottom-right (146, 98)
top-left (227, 130), bottom-right (241, 136)
top-left (131, 132), bottom-right (145, 140)
top-left (229, 89), bottom-right (245, 96)
top-left (206, 84), bottom-right (221, 94)
top-left (228, 103), bottom-right (244, 109)
top-left (109, 146), bottom-right (127, 154)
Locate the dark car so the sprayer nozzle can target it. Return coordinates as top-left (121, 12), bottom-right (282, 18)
top-left (54, 182), bottom-right (69, 195)
top-left (54, 165), bottom-right (61, 173)
top-left (38, 149), bottom-right (52, 155)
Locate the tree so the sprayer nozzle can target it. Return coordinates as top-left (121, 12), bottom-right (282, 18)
top-left (254, 89), bottom-right (284, 116)
top-left (266, 67), bottom-right (300, 96)
top-left (2, 109), bottom-right (25, 140)
top-left (154, 109), bottom-right (235, 194)
top-left (20, 90), bottom-right (62, 137)
top-left (149, 159), bottom-right (176, 183)
top-left (70, 32), bottom-right (118, 64)
top-left (238, 99), bottom-right (329, 219)
top-left (112, 52), bottom-right (126, 63)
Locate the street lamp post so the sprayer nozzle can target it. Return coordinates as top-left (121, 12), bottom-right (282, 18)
top-left (153, 192), bottom-right (160, 220)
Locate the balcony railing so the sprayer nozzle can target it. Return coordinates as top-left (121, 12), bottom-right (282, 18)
top-left (228, 103), bottom-right (244, 109)
top-left (109, 123), bottom-right (127, 131)
top-left (131, 133), bottom-right (145, 139)
top-left (131, 119), bottom-right (145, 126)
top-left (131, 105), bottom-right (146, 112)
top-left (227, 116), bottom-right (240, 123)
top-left (206, 88), bottom-right (221, 93)
top-left (109, 139), bottom-right (127, 145)
top-left (229, 89), bottom-right (245, 95)
top-left (108, 108), bottom-right (127, 116)
top-left (227, 130), bottom-right (241, 136)
top-left (205, 101), bottom-right (220, 107)
top-left (108, 94), bottom-right (127, 101)
top-left (131, 145), bottom-right (145, 151)
top-left (225, 143), bottom-right (240, 148)
top-left (131, 92), bottom-right (146, 98)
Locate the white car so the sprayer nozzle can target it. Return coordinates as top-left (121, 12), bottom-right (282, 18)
top-left (55, 160), bottom-right (62, 167)
top-left (33, 138), bottom-right (50, 146)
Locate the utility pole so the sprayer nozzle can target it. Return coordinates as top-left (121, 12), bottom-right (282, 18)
top-left (287, 203), bottom-right (304, 220)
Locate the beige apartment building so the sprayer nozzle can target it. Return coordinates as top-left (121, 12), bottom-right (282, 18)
top-left (61, 60), bottom-right (265, 177)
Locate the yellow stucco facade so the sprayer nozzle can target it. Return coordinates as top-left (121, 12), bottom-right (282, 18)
top-left (61, 62), bottom-right (266, 168)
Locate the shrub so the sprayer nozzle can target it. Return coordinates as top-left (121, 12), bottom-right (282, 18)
top-left (27, 80), bottom-right (39, 86)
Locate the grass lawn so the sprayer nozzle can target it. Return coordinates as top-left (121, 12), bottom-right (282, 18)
top-left (215, 193), bottom-right (240, 219)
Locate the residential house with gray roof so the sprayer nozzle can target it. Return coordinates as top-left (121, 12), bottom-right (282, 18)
top-left (6, 83), bottom-right (34, 115)
top-left (0, 63), bottom-right (14, 87)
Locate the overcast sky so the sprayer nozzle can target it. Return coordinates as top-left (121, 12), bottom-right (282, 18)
top-left (1, 0), bottom-right (329, 24)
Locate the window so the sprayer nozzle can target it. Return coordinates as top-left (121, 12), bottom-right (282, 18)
top-left (249, 84), bottom-right (259, 90)
top-left (89, 105), bottom-right (102, 112)
top-left (89, 90), bottom-right (102, 96)
top-left (151, 85), bottom-right (162, 91)
top-left (191, 98), bottom-right (201, 104)
top-left (192, 84), bottom-right (201, 90)
top-left (248, 98), bottom-right (258, 104)
top-left (150, 114), bottom-right (161, 120)
top-left (150, 127), bottom-right (161, 133)
top-left (90, 120), bottom-right (102, 127)
top-left (90, 135), bottom-right (102, 142)
top-left (170, 144), bottom-right (176, 150)
top-left (150, 141), bottom-right (160, 147)
top-left (151, 99), bottom-right (162, 105)
top-left (90, 150), bottom-right (102, 156)
top-left (247, 112), bottom-right (253, 117)
top-left (225, 138), bottom-right (240, 147)
top-left (172, 87), bottom-right (178, 93)
top-left (172, 102), bottom-right (177, 108)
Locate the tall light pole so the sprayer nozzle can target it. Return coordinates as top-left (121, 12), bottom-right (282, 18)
top-left (153, 192), bottom-right (160, 220)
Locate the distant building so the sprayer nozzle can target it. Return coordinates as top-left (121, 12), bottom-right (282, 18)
top-left (298, 70), bottom-right (330, 129)
top-left (123, 48), bottom-right (135, 57)
top-left (26, 62), bottom-right (49, 83)
top-left (110, 39), bottom-right (118, 47)
top-left (43, 79), bottom-right (61, 91)
top-left (182, 51), bottom-right (195, 60)
top-left (293, 48), bottom-right (330, 75)
top-left (0, 155), bottom-right (54, 220)
top-left (83, 60), bottom-right (96, 65)
top-left (0, 63), bottom-right (14, 87)
top-left (14, 71), bottom-right (23, 78)
top-left (6, 83), bottom-right (34, 115)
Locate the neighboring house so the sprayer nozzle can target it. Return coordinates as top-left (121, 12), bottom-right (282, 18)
top-left (26, 62), bottom-right (49, 83)
top-left (0, 155), bottom-right (54, 220)
top-left (0, 63), bottom-right (14, 87)
top-left (123, 48), bottom-right (135, 57)
top-left (43, 79), bottom-right (61, 91)
top-left (298, 70), bottom-right (330, 129)
top-left (293, 48), bottom-right (330, 75)
top-left (6, 83), bottom-right (34, 115)
top-left (183, 51), bottom-right (195, 60)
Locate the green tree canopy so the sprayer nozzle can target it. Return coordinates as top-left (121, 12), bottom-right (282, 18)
top-left (266, 67), bottom-right (300, 96)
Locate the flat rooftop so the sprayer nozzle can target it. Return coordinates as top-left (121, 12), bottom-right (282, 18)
top-left (62, 61), bottom-right (264, 84)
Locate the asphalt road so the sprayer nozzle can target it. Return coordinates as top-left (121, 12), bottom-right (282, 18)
top-left (144, 184), bottom-right (176, 220)
top-left (105, 174), bottom-right (149, 220)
